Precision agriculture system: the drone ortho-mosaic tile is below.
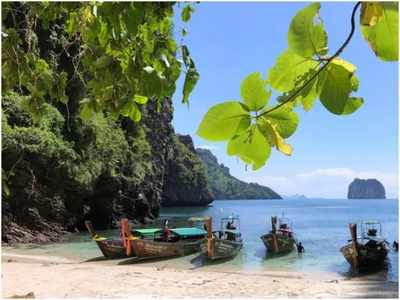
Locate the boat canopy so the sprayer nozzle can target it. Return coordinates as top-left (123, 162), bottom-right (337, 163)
top-left (187, 216), bottom-right (210, 222)
top-left (133, 227), bottom-right (206, 238)
top-left (170, 227), bottom-right (206, 237)
top-left (362, 220), bottom-right (380, 225)
top-left (221, 216), bottom-right (240, 221)
top-left (133, 228), bottom-right (162, 237)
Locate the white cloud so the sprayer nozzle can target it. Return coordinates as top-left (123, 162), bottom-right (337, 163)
top-left (297, 168), bottom-right (355, 179)
top-left (197, 145), bottom-right (218, 151)
top-left (241, 168), bottom-right (398, 199)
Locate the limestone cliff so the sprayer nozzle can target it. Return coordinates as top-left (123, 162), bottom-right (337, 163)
top-left (347, 178), bottom-right (386, 199)
top-left (161, 135), bottom-right (213, 206)
top-left (1, 2), bottom-right (213, 245)
top-left (2, 94), bottom-right (212, 244)
top-left (196, 148), bottom-right (281, 200)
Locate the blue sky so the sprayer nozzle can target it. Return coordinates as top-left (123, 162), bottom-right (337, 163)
top-left (171, 2), bottom-right (398, 198)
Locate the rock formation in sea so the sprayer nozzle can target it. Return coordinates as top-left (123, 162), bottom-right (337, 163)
top-left (347, 178), bottom-right (386, 199)
top-left (196, 148), bottom-right (281, 200)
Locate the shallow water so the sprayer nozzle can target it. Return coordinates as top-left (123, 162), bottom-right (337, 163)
top-left (5, 199), bottom-right (398, 281)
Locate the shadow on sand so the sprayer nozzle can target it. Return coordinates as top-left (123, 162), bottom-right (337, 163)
top-left (339, 260), bottom-right (398, 298)
top-left (189, 253), bottom-right (235, 269)
top-left (116, 255), bottom-right (184, 265)
top-left (340, 259), bottom-right (392, 279)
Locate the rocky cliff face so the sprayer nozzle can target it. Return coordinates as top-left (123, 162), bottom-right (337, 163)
top-left (347, 178), bottom-right (386, 199)
top-left (161, 135), bottom-right (213, 206)
top-left (196, 148), bottom-right (281, 200)
top-left (2, 94), bottom-right (212, 244)
top-left (1, 3), bottom-right (213, 245)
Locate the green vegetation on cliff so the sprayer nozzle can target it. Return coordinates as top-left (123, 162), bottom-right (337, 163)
top-left (196, 148), bottom-right (281, 200)
top-left (1, 2), bottom-right (210, 244)
top-left (2, 88), bottom-right (212, 244)
top-left (2, 91), bottom-right (163, 241)
top-left (162, 135), bottom-right (213, 206)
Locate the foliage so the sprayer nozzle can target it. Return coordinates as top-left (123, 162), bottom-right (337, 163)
top-left (197, 102), bottom-right (250, 141)
top-left (2, 92), bottom-right (153, 195)
top-left (181, 4), bottom-right (195, 22)
top-left (197, 2), bottom-right (398, 170)
top-left (227, 125), bottom-right (271, 170)
top-left (168, 135), bottom-right (208, 187)
top-left (181, 45), bottom-right (200, 105)
top-left (197, 71), bottom-right (298, 170)
top-left (2, 98), bottom-right (78, 187)
top-left (2, 2), bottom-right (198, 121)
top-left (196, 148), bottom-right (281, 199)
top-left (1, 2), bottom-right (200, 201)
top-left (1, 2), bottom-right (212, 233)
top-left (360, 2), bottom-right (398, 61)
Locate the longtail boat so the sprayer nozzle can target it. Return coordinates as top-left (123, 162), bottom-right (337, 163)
top-left (201, 215), bottom-right (243, 260)
top-left (340, 221), bottom-right (389, 270)
top-left (85, 220), bottom-right (129, 259)
top-left (120, 219), bottom-right (206, 260)
top-left (260, 216), bottom-right (295, 254)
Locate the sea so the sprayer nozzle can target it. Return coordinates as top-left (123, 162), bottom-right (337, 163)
top-left (4, 199), bottom-right (399, 282)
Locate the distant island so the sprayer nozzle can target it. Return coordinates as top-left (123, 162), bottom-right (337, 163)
top-left (196, 148), bottom-right (281, 200)
top-left (347, 178), bottom-right (386, 199)
top-left (283, 194), bottom-right (308, 200)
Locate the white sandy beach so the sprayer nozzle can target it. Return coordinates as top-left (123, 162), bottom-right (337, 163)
top-left (1, 252), bottom-right (398, 298)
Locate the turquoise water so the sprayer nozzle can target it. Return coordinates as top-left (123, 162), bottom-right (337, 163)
top-left (5, 199), bottom-right (398, 281)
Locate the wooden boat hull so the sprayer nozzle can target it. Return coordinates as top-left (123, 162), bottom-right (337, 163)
top-left (201, 239), bottom-right (243, 260)
top-left (85, 220), bottom-right (130, 259)
top-left (95, 239), bottom-right (128, 259)
top-left (260, 233), bottom-right (295, 254)
top-left (340, 242), bottom-right (388, 269)
top-left (131, 238), bottom-right (203, 259)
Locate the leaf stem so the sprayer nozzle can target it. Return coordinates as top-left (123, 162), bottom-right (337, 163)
top-left (258, 1), bottom-right (361, 118)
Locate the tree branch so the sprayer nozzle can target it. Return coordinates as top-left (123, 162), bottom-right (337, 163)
top-left (259, 1), bottom-right (361, 118)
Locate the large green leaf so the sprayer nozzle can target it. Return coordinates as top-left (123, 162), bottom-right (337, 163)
top-left (268, 49), bottom-right (319, 93)
top-left (123, 5), bottom-right (142, 36)
top-left (257, 118), bottom-right (292, 156)
top-left (182, 45), bottom-right (195, 68)
top-left (299, 76), bottom-right (318, 111)
top-left (181, 45), bottom-right (199, 104)
top-left (360, 2), bottom-right (398, 61)
top-left (360, 2), bottom-right (383, 26)
top-left (227, 125), bottom-right (271, 170)
top-left (262, 107), bottom-right (299, 138)
top-left (121, 101), bottom-right (141, 122)
top-left (318, 59), bottom-right (362, 115)
top-left (288, 2), bottom-right (328, 58)
top-left (240, 72), bottom-right (271, 111)
top-left (342, 97), bottom-right (364, 115)
top-left (197, 101), bottom-right (251, 141)
top-left (182, 68), bottom-right (199, 104)
top-left (331, 57), bottom-right (356, 73)
top-left (133, 95), bottom-right (148, 105)
top-left (351, 75), bottom-right (359, 92)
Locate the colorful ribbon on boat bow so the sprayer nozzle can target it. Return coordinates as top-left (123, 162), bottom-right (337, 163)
top-left (120, 218), bottom-right (134, 256)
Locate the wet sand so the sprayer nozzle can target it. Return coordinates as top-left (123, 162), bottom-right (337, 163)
top-left (1, 252), bottom-right (398, 298)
